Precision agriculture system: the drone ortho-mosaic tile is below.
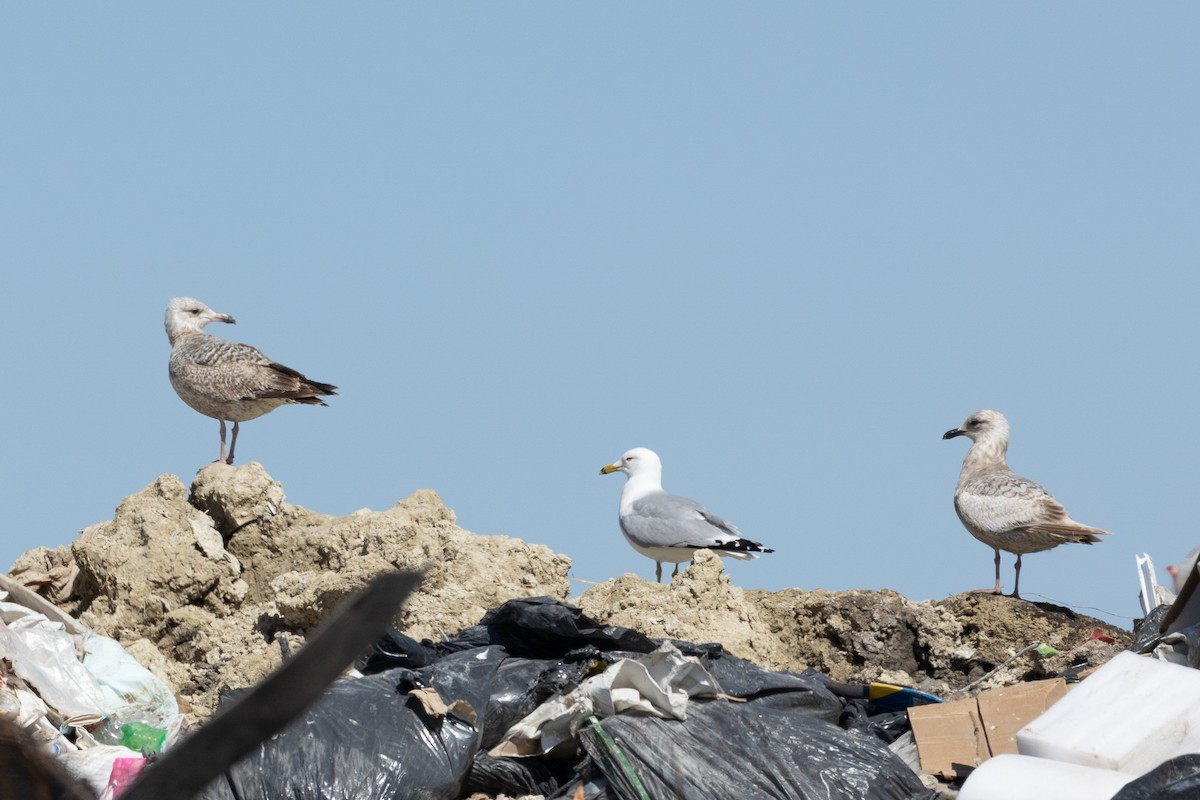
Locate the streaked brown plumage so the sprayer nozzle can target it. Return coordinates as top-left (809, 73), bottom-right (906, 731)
top-left (165, 296), bottom-right (337, 464)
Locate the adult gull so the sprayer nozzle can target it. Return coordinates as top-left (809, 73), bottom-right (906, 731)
top-left (165, 296), bottom-right (338, 464)
top-left (599, 447), bottom-right (774, 582)
top-left (943, 409), bottom-right (1108, 599)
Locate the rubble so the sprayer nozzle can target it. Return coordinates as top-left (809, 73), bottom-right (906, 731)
top-left (2, 462), bottom-right (1146, 800)
top-left (579, 553), bottom-right (1130, 700)
top-left (9, 463), bottom-right (572, 719)
top-left (10, 463), bottom-right (1131, 721)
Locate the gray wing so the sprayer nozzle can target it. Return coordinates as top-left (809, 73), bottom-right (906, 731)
top-left (623, 493), bottom-right (745, 549)
top-left (172, 337), bottom-right (336, 404)
top-left (957, 471), bottom-right (1106, 541)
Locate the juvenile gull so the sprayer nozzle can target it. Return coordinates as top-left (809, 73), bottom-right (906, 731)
top-left (943, 409), bottom-right (1108, 599)
top-left (165, 297), bottom-right (338, 464)
top-left (599, 447), bottom-right (774, 582)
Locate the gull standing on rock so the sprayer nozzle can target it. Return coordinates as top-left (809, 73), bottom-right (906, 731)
top-left (943, 410), bottom-right (1108, 599)
top-left (599, 447), bottom-right (774, 582)
top-left (165, 297), bottom-right (338, 465)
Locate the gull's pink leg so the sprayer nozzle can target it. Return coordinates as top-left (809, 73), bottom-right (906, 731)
top-left (970, 548), bottom-right (1005, 595)
top-left (1010, 554), bottom-right (1023, 599)
top-left (227, 421), bottom-right (240, 465)
top-left (218, 420), bottom-right (229, 464)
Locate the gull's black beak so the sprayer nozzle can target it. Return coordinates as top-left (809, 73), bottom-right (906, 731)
top-left (943, 428), bottom-right (965, 440)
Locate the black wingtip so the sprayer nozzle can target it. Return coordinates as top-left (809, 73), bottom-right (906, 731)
top-left (710, 539), bottom-right (773, 555)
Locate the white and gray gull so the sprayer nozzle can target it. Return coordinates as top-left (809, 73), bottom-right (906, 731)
top-left (943, 409), bottom-right (1108, 599)
top-left (599, 447), bottom-right (774, 583)
top-left (165, 296), bottom-right (338, 464)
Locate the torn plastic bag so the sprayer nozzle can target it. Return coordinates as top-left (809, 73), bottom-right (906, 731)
top-left (474, 654), bottom-right (599, 750)
top-left (491, 642), bottom-right (722, 758)
top-left (1132, 613), bottom-right (1200, 667)
top-left (1, 680), bottom-right (51, 730)
top-left (0, 615), bottom-right (108, 726)
top-left (1131, 604), bottom-right (1172, 652)
top-left (1111, 753), bottom-right (1200, 799)
top-left (407, 645), bottom-right (591, 750)
top-left (83, 633), bottom-right (179, 749)
top-left (439, 597), bottom-right (658, 658)
top-left (196, 649), bottom-right (503, 800)
top-left (59, 744), bottom-right (141, 797)
top-left (83, 631), bottom-right (179, 718)
top-left (574, 696), bottom-right (938, 800)
top-left (361, 638), bottom-right (602, 746)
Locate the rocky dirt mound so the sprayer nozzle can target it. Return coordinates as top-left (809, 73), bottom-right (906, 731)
top-left (10, 463), bottom-right (571, 719)
top-left (9, 464), bottom-right (1131, 721)
top-left (580, 553), bottom-right (1127, 698)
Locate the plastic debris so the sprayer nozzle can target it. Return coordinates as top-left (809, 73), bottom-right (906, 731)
top-left (958, 753), bottom-right (1135, 800)
top-left (1018, 651), bottom-right (1200, 774)
top-left (191, 597), bottom-right (938, 799)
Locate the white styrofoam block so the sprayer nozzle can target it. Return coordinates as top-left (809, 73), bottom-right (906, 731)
top-left (959, 754), bottom-right (1136, 800)
top-left (1017, 651), bottom-right (1200, 773)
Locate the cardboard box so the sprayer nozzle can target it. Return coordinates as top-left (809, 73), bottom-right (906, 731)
top-left (909, 678), bottom-right (1067, 780)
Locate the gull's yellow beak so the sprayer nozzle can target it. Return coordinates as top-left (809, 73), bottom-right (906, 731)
top-left (599, 463), bottom-right (622, 475)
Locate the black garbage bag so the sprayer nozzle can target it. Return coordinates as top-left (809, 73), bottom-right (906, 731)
top-left (1132, 612), bottom-right (1200, 668)
top-left (1131, 604), bottom-right (1172, 653)
top-left (462, 751), bottom-right (570, 797)
top-left (439, 596), bottom-right (659, 657)
top-left (1112, 754), bottom-right (1200, 799)
top-left (575, 696), bottom-right (938, 800)
top-left (356, 627), bottom-right (441, 673)
top-left (839, 700), bottom-right (911, 745)
top-left (369, 598), bottom-right (848, 742)
top-left (461, 652), bottom-right (596, 749)
top-left (357, 639), bottom-right (583, 749)
top-left (698, 655), bottom-right (843, 718)
top-left (197, 648), bottom-right (514, 800)
top-left (225, 595), bottom-right (925, 800)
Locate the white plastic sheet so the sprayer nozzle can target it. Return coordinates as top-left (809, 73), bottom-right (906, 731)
top-left (490, 641), bottom-right (721, 757)
top-left (0, 609), bottom-right (108, 726)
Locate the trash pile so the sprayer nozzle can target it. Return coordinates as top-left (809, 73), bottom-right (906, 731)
top-left (8, 464), bottom-right (1133, 724)
top-left (197, 596), bottom-right (938, 799)
top-left (4, 463), bottom-right (1197, 799)
top-left (9, 464), bottom-right (574, 722)
top-left (947, 550), bottom-right (1200, 800)
top-left (0, 574), bottom-right (184, 798)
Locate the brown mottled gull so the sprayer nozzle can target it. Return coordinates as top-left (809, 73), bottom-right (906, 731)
top-left (165, 296), bottom-right (337, 464)
top-left (943, 409), bottom-right (1108, 598)
top-left (599, 447), bottom-right (774, 583)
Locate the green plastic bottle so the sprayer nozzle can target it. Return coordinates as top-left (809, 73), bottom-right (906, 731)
top-left (119, 721), bottom-right (167, 753)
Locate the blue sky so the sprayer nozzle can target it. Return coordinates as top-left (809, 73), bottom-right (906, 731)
top-left (3, 6), bottom-right (1197, 628)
